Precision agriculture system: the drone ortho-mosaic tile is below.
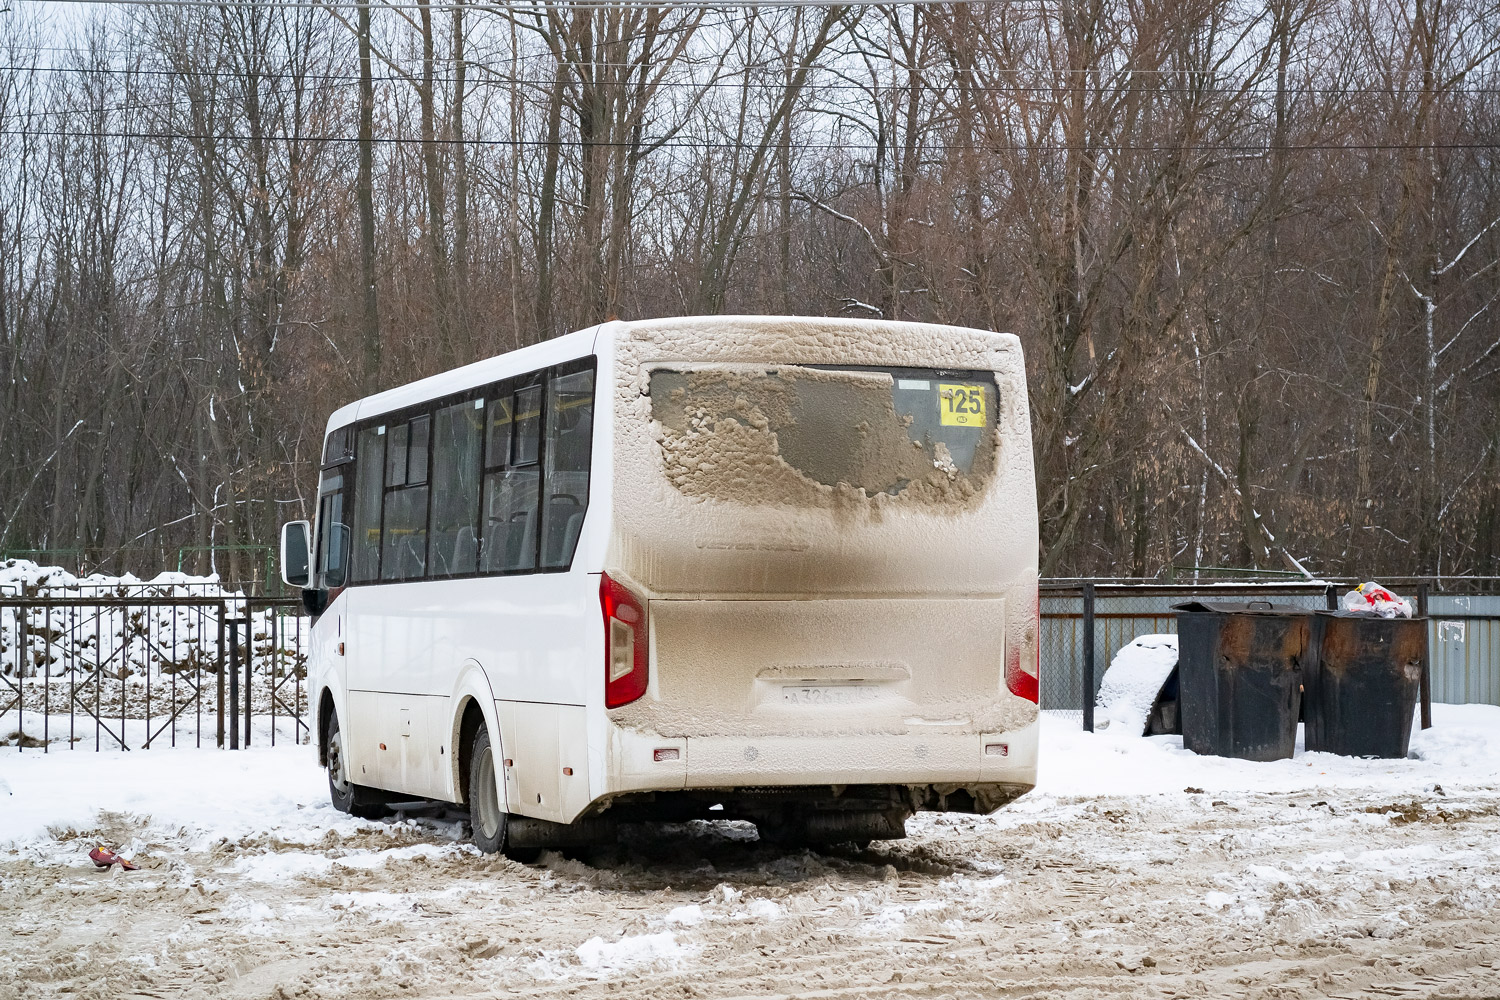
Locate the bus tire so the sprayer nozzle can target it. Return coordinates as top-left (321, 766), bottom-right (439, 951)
top-left (467, 725), bottom-right (530, 857)
top-left (326, 712), bottom-right (386, 819)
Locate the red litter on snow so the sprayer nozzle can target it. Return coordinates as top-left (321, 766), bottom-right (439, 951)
top-left (89, 846), bottom-right (138, 871)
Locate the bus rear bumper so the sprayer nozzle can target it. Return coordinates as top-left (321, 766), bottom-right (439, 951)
top-left (603, 718), bottom-right (1037, 813)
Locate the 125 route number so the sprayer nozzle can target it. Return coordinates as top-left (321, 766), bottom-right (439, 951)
top-left (938, 383), bottom-right (986, 427)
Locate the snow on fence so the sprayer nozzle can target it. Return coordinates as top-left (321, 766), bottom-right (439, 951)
top-left (0, 560), bottom-right (307, 751)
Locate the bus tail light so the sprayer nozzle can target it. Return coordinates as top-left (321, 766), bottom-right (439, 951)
top-left (1005, 589), bottom-right (1040, 704)
top-left (601, 572), bottom-right (649, 708)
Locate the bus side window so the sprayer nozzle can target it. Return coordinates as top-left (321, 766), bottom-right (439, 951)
top-left (541, 369), bottom-right (594, 569)
top-left (407, 414), bottom-right (430, 486)
top-left (386, 422), bottom-right (409, 488)
top-left (480, 468), bottom-right (540, 573)
top-left (383, 416), bottom-right (430, 581)
top-left (350, 426), bottom-right (386, 583)
top-left (322, 425), bottom-right (353, 467)
top-left (479, 383), bottom-right (540, 574)
top-left (485, 396), bottom-right (513, 467)
top-left (316, 471), bottom-right (348, 589)
top-left (513, 384), bottom-right (542, 466)
top-left (430, 401), bottom-right (482, 577)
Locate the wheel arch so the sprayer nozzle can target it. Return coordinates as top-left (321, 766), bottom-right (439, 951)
top-left (448, 660), bottom-right (502, 807)
top-left (316, 686), bottom-right (340, 767)
top-left (453, 698), bottom-right (487, 806)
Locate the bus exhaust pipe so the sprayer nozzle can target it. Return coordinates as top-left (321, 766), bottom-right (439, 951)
top-left (758, 809), bottom-right (910, 846)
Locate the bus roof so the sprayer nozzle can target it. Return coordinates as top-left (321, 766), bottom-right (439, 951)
top-left (323, 315), bottom-right (1020, 436)
top-left (324, 324), bottom-right (602, 433)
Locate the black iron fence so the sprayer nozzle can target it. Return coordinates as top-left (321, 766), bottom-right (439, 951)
top-left (1, 595), bottom-right (307, 752)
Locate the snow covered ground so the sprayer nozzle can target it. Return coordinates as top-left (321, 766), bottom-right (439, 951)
top-left (3, 707), bottom-right (1499, 999)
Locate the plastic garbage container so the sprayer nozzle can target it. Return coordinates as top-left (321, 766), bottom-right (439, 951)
top-left (1172, 601), bottom-right (1312, 761)
top-left (1305, 611), bottom-right (1426, 758)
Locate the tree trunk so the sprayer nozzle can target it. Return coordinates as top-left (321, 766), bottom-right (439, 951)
top-left (535, 55), bottom-right (569, 339)
top-left (357, 0), bottom-right (380, 390)
top-left (416, 0), bottom-right (452, 349)
top-left (450, 0), bottom-right (471, 352)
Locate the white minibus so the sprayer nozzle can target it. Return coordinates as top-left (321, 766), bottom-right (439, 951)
top-left (281, 316), bottom-right (1040, 855)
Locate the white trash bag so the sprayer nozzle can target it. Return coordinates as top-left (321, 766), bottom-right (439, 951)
top-left (1341, 581), bottom-right (1414, 619)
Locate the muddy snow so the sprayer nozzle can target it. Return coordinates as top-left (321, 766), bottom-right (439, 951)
top-left (4, 708), bottom-right (1500, 1000)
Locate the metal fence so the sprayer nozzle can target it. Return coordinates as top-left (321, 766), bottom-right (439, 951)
top-left (6, 577), bottom-right (1496, 751)
top-left (1, 595), bottom-right (307, 752)
top-left (1040, 580), bottom-right (1500, 728)
top-left (1428, 594), bottom-right (1500, 705)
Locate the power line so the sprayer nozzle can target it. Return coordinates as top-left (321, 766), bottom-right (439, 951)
top-left (6, 125), bottom-right (1499, 153)
top-left (8, 41), bottom-right (1498, 77)
top-left (16, 0), bottom-right (931, 9)
top-left (5, 38), bottom-right (1497, 82)
top-left (7, 62), bottom-right (1500, 98)
top-left (10, 86), bottom-right (1489, 134)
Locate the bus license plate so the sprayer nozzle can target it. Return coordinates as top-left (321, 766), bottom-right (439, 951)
top-left (782, 685), bottom-right (877, 706)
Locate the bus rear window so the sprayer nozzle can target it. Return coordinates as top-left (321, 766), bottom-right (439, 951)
top-left (647, 365), bottom-right (997, 504)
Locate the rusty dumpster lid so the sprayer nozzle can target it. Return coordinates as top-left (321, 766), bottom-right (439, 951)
top-left (1172, 601), bottom-right (1316, 615)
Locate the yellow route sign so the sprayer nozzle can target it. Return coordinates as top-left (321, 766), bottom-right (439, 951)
top-left (938, 383), bottom-right (986, 427)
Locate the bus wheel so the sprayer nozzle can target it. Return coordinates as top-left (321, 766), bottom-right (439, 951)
top-left (468, 725), bottom-right (512, 855)
top-left (326, 712), bottom-right (386, 819)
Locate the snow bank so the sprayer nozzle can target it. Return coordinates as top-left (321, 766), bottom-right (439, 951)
top-left (0, 557), bottom-right (229, 597)
top-left (1035, 703), bottom-right (1500, 799)
top-left (1094, 633), bottom-right (1177, 736)
top-left (0, 743), bottom-right (329, 847)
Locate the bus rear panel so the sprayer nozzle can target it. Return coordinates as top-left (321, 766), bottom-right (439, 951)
top-left (593, 317), bottom-right (1039, 838)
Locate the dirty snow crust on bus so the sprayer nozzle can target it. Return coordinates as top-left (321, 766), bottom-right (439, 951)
top-left (604, 316), bottom-right (1039, 750)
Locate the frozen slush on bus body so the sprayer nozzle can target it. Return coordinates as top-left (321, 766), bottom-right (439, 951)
top-left (648, 365), bottom-right (997, 506)
top-left (287, 316), bottom-right (1039, 858)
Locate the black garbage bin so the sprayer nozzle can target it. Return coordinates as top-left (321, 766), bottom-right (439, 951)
top-left (1305, 612), bottom-right (1426, 758)
top-left (1172, 601), bottom-right (1311, 761)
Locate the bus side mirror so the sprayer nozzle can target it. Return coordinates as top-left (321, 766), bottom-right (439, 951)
top-left (281, 520), bottom-right (311, 589)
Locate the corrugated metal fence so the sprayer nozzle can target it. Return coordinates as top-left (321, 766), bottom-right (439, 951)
top-left (1040, 581), bottom-right (1500, 725)
top-left (1429, 594), bottom-right (1500, 706)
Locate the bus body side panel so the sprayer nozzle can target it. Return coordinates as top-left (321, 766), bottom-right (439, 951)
top-left (309, 597), bottom-right (347, 749)
top-left (342, 546), bottom-right (600, 812)
top-left (579, 325), bottom-right (618, 816)
top-left (493, 701), bottom-right (591, 822)
top-left (325, 327), bottom-right (609, 816)
top-left (343, 583), bottom-right (441, 797)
